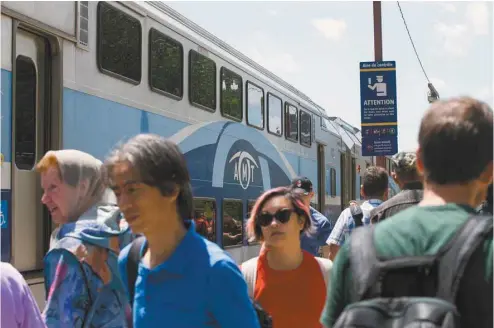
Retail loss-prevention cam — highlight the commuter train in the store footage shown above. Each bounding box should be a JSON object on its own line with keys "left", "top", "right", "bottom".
{"left": 0, "top": 1, "right": 399, "bottom": 307}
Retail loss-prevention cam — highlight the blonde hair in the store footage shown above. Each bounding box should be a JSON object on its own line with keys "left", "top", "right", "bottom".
{"left": 36, "top": 152, "right": 61, "bottom": 176}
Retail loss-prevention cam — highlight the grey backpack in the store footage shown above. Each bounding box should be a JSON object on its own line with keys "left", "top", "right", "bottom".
{"left": 333, "top": 215, "right": 493, "bottom": 328}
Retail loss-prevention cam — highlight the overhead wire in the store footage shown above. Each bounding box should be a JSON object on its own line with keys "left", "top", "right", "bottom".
{"left": 396, "top": 1, "right": 431, "bottom": 84}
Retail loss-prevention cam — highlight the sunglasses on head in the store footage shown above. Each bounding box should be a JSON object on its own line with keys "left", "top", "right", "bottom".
{"left": 257, "top": 208, "right": 294, "bottom": 227}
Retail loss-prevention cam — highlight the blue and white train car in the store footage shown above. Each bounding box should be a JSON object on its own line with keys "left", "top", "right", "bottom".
{"left": 1, "top": 1, "right": 383, "bottom": 306}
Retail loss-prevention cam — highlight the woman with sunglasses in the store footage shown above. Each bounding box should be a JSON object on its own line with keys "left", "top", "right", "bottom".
{"left": 241, "top": 186, "right": 332, "bottom": 328}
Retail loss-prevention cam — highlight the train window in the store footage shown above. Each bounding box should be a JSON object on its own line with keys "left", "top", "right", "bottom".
{"left": 189, "top": 50, "right": 216, "bottom": 111}
{"left": 325, "top": 166, "right": 331, "bottom": 197}
{"left": 300, "top": 110, "right": 312, "bottom": 147}
{"left": 285, "top": 103, "right": 298, "bottom": 142}
{"left": 330, "top": 168, "right": 337, "bottom": 197}
{"left": 149, "top": 28, "right": 183, "bottom": 98}
{"left": 220, "top": 67, "right": 242, "bottom": 121}
{"left": 97, "top": 2, "right": 142, "bottom": 83}
{"left": 246, "top": 81, "right": 264, "bottom": 129}
{"left": 193, "top": 198, "right": 216, "bottom": 243}
{"left": 15, "top": 56, "right": 37, "bottom": 170}
{"left": 267, "top": 93, "right": 282, "bottom": 136}
{"left": 223, "top": 199, "right": 243, "bottom": 248}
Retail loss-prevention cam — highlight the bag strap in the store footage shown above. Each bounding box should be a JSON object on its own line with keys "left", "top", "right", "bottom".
{"left": 315, "top": 257, "right": 333, "bottom": 287}
{"left": 241, "top": 256, "right": 259, "bottom": 299}
{"left": 437, "top": 215, "right": 493, "bottom": 303}
{"left": 126, "top": 236, "right": 145, "bottom": 306}
{"left": 349, "top": 225, "right": 380, "bottom": 302}
{"left": 350, "top": 204, "right": 364, "bottom": 227}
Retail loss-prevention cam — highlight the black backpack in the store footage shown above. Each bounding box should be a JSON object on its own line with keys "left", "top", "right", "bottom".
{"left": 126, "top": 237, "right": 272, "bottom": 328}
{"left": 333, "top": 215, "right": 493, "bottom": 328}
{"left": 350, "top": 204, "right": 364, "bottom": 227}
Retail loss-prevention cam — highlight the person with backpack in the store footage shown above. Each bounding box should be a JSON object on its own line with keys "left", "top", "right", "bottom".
{"left": 105, "top": 134, "right": 260, "bottom": 328}
{"left": 241, "top": 186, "right": 332, "bottom": 328}
{"left": 369, "top": 151, "right": 423, "bottom": 224}
{"left": 37, "top": 150, "right": 133, "bottom": 327}
{"left": 320, "top": 96, "right": 493, "bottom": 328}
{"left": 325, "top": 166, "right": 389, "bottom": 261}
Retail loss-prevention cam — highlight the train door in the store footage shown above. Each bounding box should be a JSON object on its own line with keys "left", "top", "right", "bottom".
{"left": 317, "top": 143, "right": 325, "bottom": 213}
{"left": 12, "top": 26, "right": 54, "bottom": 306}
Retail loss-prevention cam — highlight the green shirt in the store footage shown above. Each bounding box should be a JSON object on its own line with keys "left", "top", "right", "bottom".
{"left": 320, "top": 203, "right": 493, "bottom": 327}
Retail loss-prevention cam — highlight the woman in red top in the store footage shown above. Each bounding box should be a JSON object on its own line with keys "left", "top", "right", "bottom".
{"left": 241, "top": 186, "right": 332, "bottom": 328}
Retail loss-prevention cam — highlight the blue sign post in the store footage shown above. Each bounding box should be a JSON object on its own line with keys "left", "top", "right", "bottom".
{"left": 359, "top": 61, "right": 398, "bottom": 157}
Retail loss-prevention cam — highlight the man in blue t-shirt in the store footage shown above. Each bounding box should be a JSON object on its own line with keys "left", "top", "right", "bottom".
{"left": 291, "top": 177, "right": 332, "bottom": 257}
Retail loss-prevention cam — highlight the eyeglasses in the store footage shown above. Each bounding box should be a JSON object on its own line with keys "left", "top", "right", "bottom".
{"left": 257, "top": 208, "right": 294, "bottom": 227}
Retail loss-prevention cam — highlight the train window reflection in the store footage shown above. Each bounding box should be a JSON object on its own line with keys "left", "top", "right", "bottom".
{"left": 285, "top": 103, "right": 298, "bottom": 142}
{"left": 220, "top": 67, "right": 242, "bottom": 121}
{"left": 222, "top": 199, "right": 243, "bottom": 247}
{"left": 193, "top": 198, "right": 216, "bottom": 243}
{"left": 149, "top": 28, "right": 183, "bottom": 98}
{"left": 97, "top": 1, "right": 142, "bottom": 83}
{"left": 189, "top": 50, "right": 216, "bottom": 111}
{"left": 15, "top": 56, "right": 37, "bottom": 170}
{"left": 267, "top": 93, "right": 282, "bottom": 136}
{"left": 330, "top": 168, "right": 337, "bottom": 197}
{"left": 246, "top": 81, "right": 264, "bottom": 129}
{"left": 300, "top": 110, "right": 312, "bottom": 147}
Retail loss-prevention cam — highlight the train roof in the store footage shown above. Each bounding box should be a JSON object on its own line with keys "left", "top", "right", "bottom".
{"left": 132, "top": 2, "right": 365, "bottom": 147}
{"left": 139, "top": 1, "right": 329, "bottom": 117}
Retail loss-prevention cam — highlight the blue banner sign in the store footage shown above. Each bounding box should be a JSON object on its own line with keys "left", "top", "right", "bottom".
{"left": 360, "top": 61, "right": 398, "bottom": 157}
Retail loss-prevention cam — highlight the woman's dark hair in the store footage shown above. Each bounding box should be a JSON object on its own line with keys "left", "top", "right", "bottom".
{"left": 104, "top": 134, "right": 193, "bottom": 220}
{"left": 246, "top": 186, "right": 313, "bottom": 242}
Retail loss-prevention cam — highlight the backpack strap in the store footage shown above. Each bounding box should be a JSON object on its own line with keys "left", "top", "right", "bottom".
{"left": 240, "top": 256, "right": 259, "bottom": 299}
{"left": 437, "top": 215, "right": 493, "bottom": 303}
{"left": 126, "top": 236, "right": 145, "bottom": 306}
{"left": 315, "top": 257, "right": 333, "bottom": 287}
{"left": 350, "top": 205, "right": 364, "bottom": 227}
{"left": 349, "top": 225, "right": 380, "bottom": 302}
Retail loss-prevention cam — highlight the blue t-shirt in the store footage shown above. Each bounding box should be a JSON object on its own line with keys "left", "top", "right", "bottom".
{"left": 118, "top": 221, "right": 260, "bottom": 328}
{"left": 300, "top": 207, "right": 332, "bottom": 256}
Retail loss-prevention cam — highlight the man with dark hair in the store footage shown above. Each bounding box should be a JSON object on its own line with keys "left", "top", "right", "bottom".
{"left": 325, "top": 166, "right": 388, "bottom": 261}
{"left": 320, "top": 97, "right": 493, "bottom": 328}
{"left": 290, "top": 177, "right": 332, "bottom": 257}
{"left": 369, "top": 151, "right": 423, "bottom": 223}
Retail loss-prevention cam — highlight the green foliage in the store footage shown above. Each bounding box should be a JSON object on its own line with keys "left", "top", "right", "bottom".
{"left": 150, "top": 29, "right": 183, "bottom": 97}
{"left": 221, "top": 68, "right": 242, "bottom": 120}
{"left": 190, "top": 51, "right": 216, "bottom": 110}
{"left": 99, "top": 2, "right": 141, "bottom": 82}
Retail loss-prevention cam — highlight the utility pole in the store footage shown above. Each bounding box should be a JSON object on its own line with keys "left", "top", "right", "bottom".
{"left": 373, "top": 1, "right": 386, "bottom": 169}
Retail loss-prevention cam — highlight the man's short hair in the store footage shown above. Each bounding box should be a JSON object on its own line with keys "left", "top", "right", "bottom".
{"left": 362, "top": 166, "right": 389, "bottom": 198}
{"left": 391, "top": 152, "right": 419, "bottom": 182}
{"left": 418, "top": 97, "right": 493, "bottom": 185}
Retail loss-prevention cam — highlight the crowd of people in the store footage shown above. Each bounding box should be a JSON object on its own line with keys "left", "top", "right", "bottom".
{"left": 1, "top": 96, "right": 492, "bottom": 328}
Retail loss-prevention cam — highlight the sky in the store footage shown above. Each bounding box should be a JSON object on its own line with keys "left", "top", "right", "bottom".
{"left": 164, "top": 1, "right": 493, "bottom": 152}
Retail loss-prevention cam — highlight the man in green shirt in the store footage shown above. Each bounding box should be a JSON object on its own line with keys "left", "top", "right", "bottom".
{"left": 320, "top": 96, "right": 493, "bottom": 328}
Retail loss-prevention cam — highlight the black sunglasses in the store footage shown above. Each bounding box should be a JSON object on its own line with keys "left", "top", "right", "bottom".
{"left": 257, "top": 208, "right": 294, "bottom": 227}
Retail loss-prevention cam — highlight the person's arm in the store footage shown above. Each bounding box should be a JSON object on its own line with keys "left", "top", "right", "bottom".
{"left": 320, "top": 241, "right": 352, "bottom": 328}
{"left": 326, "top": 210, "right": 349, "bottom": 261}
{"left": 42, "top": 250, "right": 91, "bottom": 328}
{"left": 317, "top": 215, "right": 333, "bottom": 258}
{"left": 208, "top": 259, "right": 260, "bottom": 328}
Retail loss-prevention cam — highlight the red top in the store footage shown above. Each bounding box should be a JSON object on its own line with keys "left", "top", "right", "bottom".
{"left": 253, "top": 250, "right": 326, "bottom": 328}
